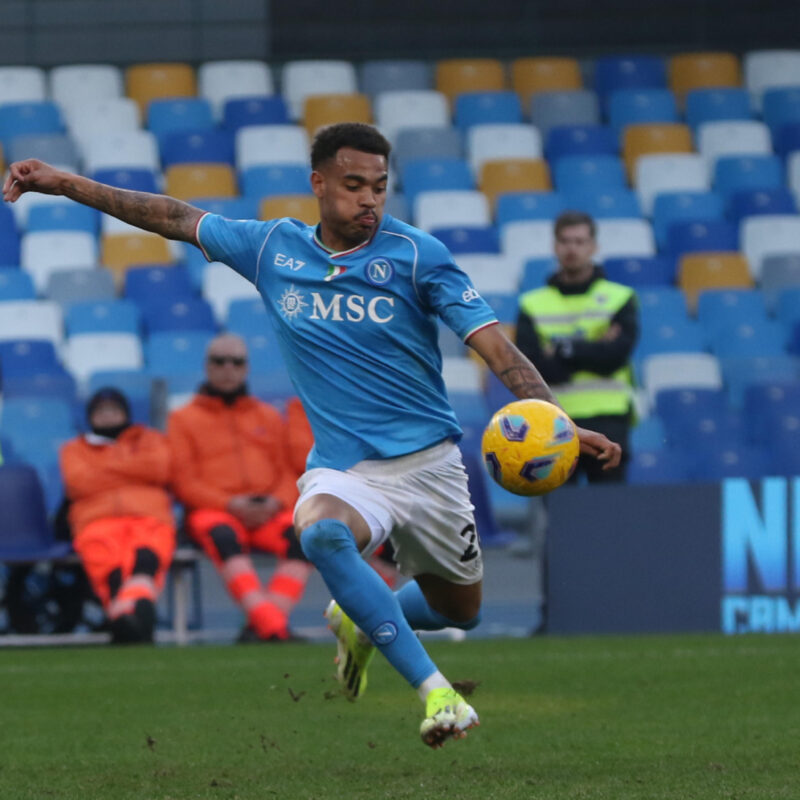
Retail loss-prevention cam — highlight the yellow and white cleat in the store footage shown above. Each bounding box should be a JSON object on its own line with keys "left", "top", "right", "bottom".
{"left": 419, "top": 687, "right": 480, "bottom": 749}
{"left": 324, "top": 600, "right": 375, "bottom": 701}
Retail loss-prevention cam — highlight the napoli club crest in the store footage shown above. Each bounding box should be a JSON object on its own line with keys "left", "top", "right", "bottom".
{"left": 365, "top": 257, "right": 395, "bottom": 286}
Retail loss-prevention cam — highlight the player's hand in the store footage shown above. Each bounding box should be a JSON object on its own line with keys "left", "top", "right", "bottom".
{"left": 575, "top": 426, "right": 622, "bottom": 470}
{"left": 3, "top": 159, "right": 65, "bottom": 203}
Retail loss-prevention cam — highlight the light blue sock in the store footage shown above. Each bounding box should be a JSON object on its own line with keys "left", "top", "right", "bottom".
{"left": 396, "top": 580, "right": 482, "bottom": 631}
{"left": 301, "top": 519, "right": 436, "bottom": 688}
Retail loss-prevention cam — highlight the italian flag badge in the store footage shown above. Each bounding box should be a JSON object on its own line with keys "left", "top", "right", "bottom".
{"left": 324, "top": 265, "right": 347, "bottom": 281}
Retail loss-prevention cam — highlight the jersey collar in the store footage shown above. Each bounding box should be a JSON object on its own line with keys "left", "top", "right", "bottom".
{"left": 312, "top": 215, "right": 389, "bottom": 259}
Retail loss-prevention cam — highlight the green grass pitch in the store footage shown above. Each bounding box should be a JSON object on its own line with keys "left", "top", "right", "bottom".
{"left": 1, "top": 634, "right": 798, "bottom": 799}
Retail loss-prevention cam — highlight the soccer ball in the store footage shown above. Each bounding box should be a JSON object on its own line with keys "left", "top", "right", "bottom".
{"left": 481, "top": 399, "right": 579, "bottom": 496}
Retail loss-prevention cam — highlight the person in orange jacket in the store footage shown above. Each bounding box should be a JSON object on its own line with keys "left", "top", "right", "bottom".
{"left": 59, "top": 388, "right": 175, "bottom": 644}
{"left": 167, "top": 334, "right": 313, "bottom": 642}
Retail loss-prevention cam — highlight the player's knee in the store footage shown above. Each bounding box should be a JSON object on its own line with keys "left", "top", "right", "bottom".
{"left": 209, "top": 525, "right": 243, "bottom": 560}
{"left": 283, "top": 526, "right": 308, "bottom": 562}
{"left": 449, "top": 609, "right": 482, "bottom": 631}
{"left": 300, "top": 519, "right": 355, "bottom": 563}
{"left": 132, "top": 547, "right": 159, "bottom": 577}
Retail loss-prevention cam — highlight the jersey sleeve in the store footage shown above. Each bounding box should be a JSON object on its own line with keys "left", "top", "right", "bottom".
{"left": 415, "top": 236, "right": 498, "bottom": 342}
{"left": 195, "top": 213, "right": 270, "bottom": 284}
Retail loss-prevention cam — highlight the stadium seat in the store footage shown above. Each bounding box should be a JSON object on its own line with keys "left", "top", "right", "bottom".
{"left": 740, "top": 215, "right": 800, "bottom": 280}
{"left": 65, "top": 299, "right": 141, "bottom": 337}
{"left": 511, "top": 57, "right": 582, "bottom": 111}
{"left": 790, "top": 152, "right": 800, "bottom": 195}
{"left": 766, "top": 411, "right": 800, "bottom": 476}
{"left": 603, "top": 255, "right": 675, "bottom": 288}
{"left": 697, "top": 121, "right": 772, "bottom": 167}
{"left": 124, "top": 264, "right": 193, "bottom": 307}
{"left": 164, "top": 164, "right": 237, "bottom": 201}
{"left": 190, "top": 196, "right": 257, "bottom": 221}
{"left": 7, "top": 133, "right": 79, "bottom": 172}
{"left": 685, "top": 88, "right": 752, "bottom": 131}
{"left": 690, "top": 443, "right": 771, "bottom": 481}
{"left": 0, "top": 205, "right": 20, "bottom": 265}
{"left": 64, "top": 96, "right": 140, "bottom": 158}
{"left": 622, "top": 123, "right": 692, "bottom": 179}
{"left": 774, "top": 123, "right": 800, "bottom": 160}
{"left": 140, "top": 297, "right": 216, "bottom": 335}
{"left": 414, "top": 190, "right": 491, "bottom": 232}
{"left": 0, "top": 101, "right": 64, "bottom": 151}
{"left": 636, "top": 317, "right": 707, "bottom": 361}
{"left": 652, "top": 191, "right": 725, "bottom": 249}
{"left": 627, "top": 449, "right": 692, "bottom": 484}
{"left": 594, "top": 55, "right": 667, "bottom": 106}
{"left": 393, "top": 127, "right": 462, "bottom": 173}
{"left": 744, "top": 49, "right": 800, "bottom": 110}
{"left": 242, "top": 331, "right": 288, "bottom": 376}
{"left": 0, "top": 268, "right": 35, "bottom": 302}
{"left": 495, "top": 191, "right": 565, "bottom": 227}
{"left": 762, "top": 256, "right": 800, "bottom": 312}
{"left": 722, "top": 356, "right": 800, "bottom": 408}
{"left": 679, "top": 254, "right": 753, "bottom": 310}
{"left": 235, "top": 124, "right": 309, "bottom": 170}
{"left": 20, "top": 230, "right": 98, "bottom": 294}
{"left": 303, "top": 93, "right": 372, "bottom": 136}
{"left": 201, "top": 263, "right": 260, "bottom": 323}
{"left": 635, "top": 154, "right": 710, "bottom": 216}
{"left": 64, "top": 332, "right": 144, "bottom": 384}
{"left": 666, "top": 220, "right": 738, "bottom": 258}
{"left": 0, "top": 339, "right": 62, "bottom": 377}
{"left": 637, "top": 286, "right": 690, "bottom": 320}
{"left": 147, "top": 98, "right": 214, "bottom": 144}
{"left": 630, "top": 415, "right": 668, "bottom": 453}
{"left": 435, "top": 59, "right": 505, "bottom": 105}
{"left": 146, "top": 331, "right": 213, "bottom": 377}
{"left": 596, "top": 219, "right": 656, "bottom": 261}
{"left": 743, "top": 380, "right": 800, "bottom": 443}
{"left": 452, "top": 254, "right": 519, "bottom": 293}
{"left": 222, "top": 96, "right": 290, "bottom": 133}
{"left": 26, "top": 202, "right": 99, "bottom": 235}
{"left": 544, "top": 124, "right": 618, "bottom": 164}
{"left": 467, "top": 123, "right": 542, "bottom": 177}
{"left": 561, "top": 188, "right": 641, "bottom": 219}
{"left": 500, "top": 221, "right": 555, "bottom": 265}
{"left": 198, "top": 60, "right": 274, "bottom": 118}
{"left": 91, "top": 167, "right": 158, "bottom": 194}
{"left": 695, "top": 288, "right": 766, "bottom": 337}
{"left": 260, "top": 195, "right": 319, "bottom": 225}
{"left": 373, "top": 90, "right": 450, "bottom": 143}
{"left": 530, "top": 90, "right": 600, "bottom": 138}
{"left": 400, "top": 158, "right": 474, "bottom": 207}
{"left": 50, "top": 64, "right": 123, "bottom": 109}
{"left": 713, "top": 155, "right": 783, "bottom": 201}
{"left": 0, "top": 300, "right": 62, "bottom": 346}
{"left": 431, "top": 226, "right": 499, "bottom": 254}
{"left": 708, "top": 318, "right": 786, "bottom": 358}
{"left": 0, "top": 66, "right": 46, "bottom": 105}
{"left": 655, "top": 386, "right": 728, "bottom": 425}
{"left": 728, "top": 188, "right": 797, "bottom": 225}
{"left": 225, "top": 297, "right": 270, "bottom": 338}
{"left": 479, "top": 159, "right": 551, "bottom": 207}
{"left": 607, "top": 89, "right": 679, "bottom": 138}
{"left": 441, "top": 356, "right": 484, "bottom": 395}
{"left": 761, "top": 87, "right": 800, "bottom": 138}
{"left": 669, "top": 52, "right": 741, "bottom": 98}
{"left": 101, "top": 233, "right": 173, "bottom": 281}
{"left": 86, "top": 369, "right": 157, "bottom": 426}
{"left": 125, "top": 62, "right": 196, "bottom": 114}
{"left": 282, "top": 60, "right": 358, "bottom": 120}
{"left": 454, "top": 91, "right": 522, "bottom": 132}
{"left": 1, "top": 370, "right": 76, "bottom": 403}
{"left": 553, "top": 154, "right": 626, "bottom": 192}
{"left": 359, "top": 60, "right": 433, "bottom": 99}
{"left": 240, "top": 165, "right": 311, "bottom": 200}
{"left": 641, "top": 351, "right": 723, "bottom": 405}
{"left": 82, "top": 130, "right": 159, "bottom": 174}
{"left": 46, "top": 268, "right": 116, "bottom": 309}
{"left": 160, "top": 129, "right": 235, "bottom": 168}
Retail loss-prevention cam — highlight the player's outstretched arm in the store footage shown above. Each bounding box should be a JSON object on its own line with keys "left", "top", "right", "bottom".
{"left": 2, "top": 159, "right": 203, "bottom": 243}
{"left": 468, "top": 324, "right": 622, "bottom": 469}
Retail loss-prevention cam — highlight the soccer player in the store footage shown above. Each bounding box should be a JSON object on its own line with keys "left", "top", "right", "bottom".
{"left": 3, "top": 123, "right": 620, "bottom": 748}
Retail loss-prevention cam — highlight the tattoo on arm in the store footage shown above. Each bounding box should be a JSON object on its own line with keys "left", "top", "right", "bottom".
{"left": 491, "top": 339, "right": 557, "bottom": 403}
{"left": 64, "top": 177, "right": 202, "bottom": 243}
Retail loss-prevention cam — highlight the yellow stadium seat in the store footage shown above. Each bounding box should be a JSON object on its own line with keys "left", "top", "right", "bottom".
{"left": 101, "top": 233, "right": 173, "bottom": 284}
{"left": 679, "top": 253, "right": 754, "bottom": 311}
{"left": 303, "top": 93, "right": 372, "bottom": 135}
{"left": 436, "top": 59, "right": 505, "bottom": 105}
{"left": 669, "top": 52, "right": 741, "bottom": 98}
{"left": 623, "top": 123, "right": 693, "bottom": 180}
{"left": 164, "top": 164, "right": 237, "bottom": 201}
{"left": 260, "top": 195, "right": 319, "bottom": 225}
{"left": 511, "top": 57, "right": 582, "bottom": 109}
{"left": 479, "top": 158, "right": 551, "bottom": 208}
{"left": 126, "top": 62, "right": 196, "bottom": 113}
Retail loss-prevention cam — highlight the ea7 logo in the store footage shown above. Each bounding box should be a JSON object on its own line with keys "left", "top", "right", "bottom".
{"left": 274, "top": 253, "right": 306, "bottom": 271}
{"left": 310, "top": 292, "right": 395, "bottom": 323}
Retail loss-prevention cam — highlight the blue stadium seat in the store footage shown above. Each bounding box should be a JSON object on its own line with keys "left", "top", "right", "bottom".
{"left": 495, "top": 191, "right": 565, "bottom": 227}
{"left": 193, "top": 196, "right": 259, "bottom": 220}
{"left": 240, "top": 165, "right": 311, "bottom": 199}
{"left": 141, "top": 297, "right": 217, "bottom": 335}
{"left": 225, "top": 297, "right": 270, "bottom": 337}
{"left": 0, "top": 101, "right": 63, "bottom": 150}
{"left": 519, "top": 257, "right": 557, "bottom": 292}
{"left": 26, "top": 203, "right": 100, "bottom": 235}
{"left": 0, "top": 464, "right": 71, "bottom": 562}
{"left": 775, "top": 287, "right": 800, "bottom": 338}
{"left": 652, "top": 192, "right": 725, "bottom": 249}
{"left": 635, "top": 318, "right": 707, "bottom": 361}
{"left": 603, "top": 255, "right": 676, "bottom": 288}
{"left": 431, "top": 226, "right": 498, "bottom": 254}
{"left": 400, "top": 158, "right": 473, "bottom": 207}
{"left": 86, "top": 369, "right": 155, "bottom": 427}
{"left": 773, "top": 122, "right": 800, "bottom": 159}
{"left": 722, "top": 357, "right": 800, "bottom": 409}
{"left": 594, "top": 55, "right": 667, "bottom": 106}
{"left": 762, "top": 87, "right": 800, "bottom": 137}
{"left": 788, "top": 322, "right": 800, "bottom": 357}
{"left": 553, "top": 155, "right": 626, "bottom": 192}
{"left": 690, "top": 443, "right": 772, "bottom": 481}
{"left": 765, "top": 410, "right": 800, "bottom": 476}
{"left": 0, "top": 267, "right": 35, "bottom": 301}
{"left": 147, "top": 98, "right": 215, "bottom": 142}
{"left": 0, "top": 397, "right": 75, "bottom": 441}
{"left": 637, "top": 286, "right": 690, "bottom": 319}
{"left": 222, "top": 95, "right": 290, "bottom": 132}
{"left": 0, "top": 371, "right": 76, "bottom": 403}
{"left": 743, "top": 381, "right": 800, "bottom": 444}
{"left": 65, "top": 299, "right": 141, "bottom": 337}
{"left": 393, "top": 127, "right": 463, "bottom": 175}
{"left": 562, "top": 188, "right": 641, "bottom": 219}
{"left": 248, "top": 367, "right": 296, "bottom": 406}
{"left": 666, "top": 219, "right": 738, "bottom": 257}
{"left": 627, "top": 448, "right": 692, "bottom": 485}
{"left": 685, "top": 88, "right": 752, "bottom": 131}
{"left": 728, "top": 188, "right": 797, "bottom": 224}
{"left": 607, "top": 88, "right": 678, "bottom": 138}
{"left": 630, "top": 416, "right": 667, "bottom": 452}
{"left": 662, "top": 407, "right": 746, "bottom": 454}
{"left": 124, "top": 265, "right": 194, "bottom": 307}
{"left": 160, "top": 129, "right": 235, "bottom": 168}
{"left": 92, "top": 168, "right": 159, "bottom": 194}
{"left": 146, "top": 331, "right": 213, "bottom": 377}
{"left": 655, "top": 387, "right": 728, "bottom": 425}
{"left": 454, "top": 91, "right": 522, "bottom": 132}
{"left": 713, "top": 155, "right": 783, "bottom": 200}
{"left": 544, "top": 124, "right": 618, "bottom": 163}
{"left": 530, "top": 90, "right": 600, "bottom": 136}
{"left": 708, "top": 319, "right": 787, "bottom": 359}
{"left": 481, "top": 291, "right": 518, "bottom": 324}
{"left": 0, "top": 340, "right": 62, "bottom": 377}
{"left": 385, "top": 193, "right": 410, "bottom": 223}
{"left": 697, "top": 289, "right": 767, "bottom": 338}
{"left": 0, "top": 205, "right": 20, "bottom": 266}
{"left": 243, "top": 331, "right": 287, "bottom": 375}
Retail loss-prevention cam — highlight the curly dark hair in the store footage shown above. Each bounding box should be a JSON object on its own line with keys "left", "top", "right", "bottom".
{"left": 310, "top": 122, "right": 391, "bottom": 170}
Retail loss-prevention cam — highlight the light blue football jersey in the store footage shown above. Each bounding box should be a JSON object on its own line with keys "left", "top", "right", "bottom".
{"left": 196, "top": 212, "right": 497, "bottom": 470}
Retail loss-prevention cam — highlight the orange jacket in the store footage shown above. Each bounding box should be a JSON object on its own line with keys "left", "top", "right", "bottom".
{"left": 167, "top": 392, "right": 303, "bottom": 512}
{"left": 60, "top": 426, "right": 174, "bottom": 535}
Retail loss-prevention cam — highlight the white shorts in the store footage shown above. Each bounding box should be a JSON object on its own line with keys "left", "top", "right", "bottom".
{"left": 295, "top": 440, "right": 483, "bottom": 585}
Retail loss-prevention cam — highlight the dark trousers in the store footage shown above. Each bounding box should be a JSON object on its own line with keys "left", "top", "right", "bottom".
{"left": 569, "top": 413, "right": 631, "bottom": 484}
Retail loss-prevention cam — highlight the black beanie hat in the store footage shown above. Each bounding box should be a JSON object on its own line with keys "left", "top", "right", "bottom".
{"left": 86, "top": 387, "right": 131, "bottom": 423}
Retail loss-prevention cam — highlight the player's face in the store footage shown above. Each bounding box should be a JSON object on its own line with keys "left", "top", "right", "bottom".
{"left": 312, "top": 147, "right": 388, "bottom": 251}
{"left": 554, "top": 223, "right": 597, "bottom": 275}
{"left": 206, "top": 343, "right": 249, "bottom": 394}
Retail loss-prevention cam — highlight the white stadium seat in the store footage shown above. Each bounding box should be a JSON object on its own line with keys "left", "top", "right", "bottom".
{"left": 744, "top": 49, "right": 800, "bottom": 110}
{"left": 198, "top": 60, "right": 274, "bottom": 118}
{"left": 788, "top": 152, "right": 800, "bottom": 196}
{"left": 374, "top": 90, "right": 450, "bottom": 143}
{"left": 0, "top": 66, "right": 46, "bottom": 104}
{"left": 235, "top": 124, "right": 310, "bottom": 171}
{"left": 500, "top": 219, "right": 555, "bottom": 265}
{"left": 596, "top": 219, "right": 656, "bottom": 262}
{"left": 66, "top": 98, "right": 141, "bottom": 160}
{"left": 414, "top": 190, "right": 491, "bottom": 232}
{"left": 202, "top": 262, "right": 260, "bottom": 323}
{"left": 635, "top": 153, "right": 710, "bottom": 215}
{"left": 20, "top": 231, "right": 98, "bottom": 293}
{"left": 454, "top": 254, "right": 520, "bottom": 294}
{"left": 50, "top": 64, "right": 124, "bottom": 112}
{"left": 642, "top": 352, "right": 723, "bottom": 405}
{"left": 81, "top": 129, "right": 159, "bottom": 174}
{"left": 0, "top": 300, "right": 63, "bottom": 346}
{"left": 697, "top": 120, "right": 772, "bottom": 166}
{"left": 441, "top": 356, "right": 483, "bottom": 394}
{"left": 740, "top": 215, "right": 800, "bottom": 280}
{"left": 281, "top": 60, "right": 358, "bottom": 120}
{"left": 63, "top": 332, "right": 144, "bottom": 384}
{"left": 467, "top": 123, "right": 543, "bottom": 177}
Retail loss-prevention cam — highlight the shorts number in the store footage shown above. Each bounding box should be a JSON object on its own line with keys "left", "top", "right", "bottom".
{"left": 459, "top": 523, "right": 480, "bottom": 563}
